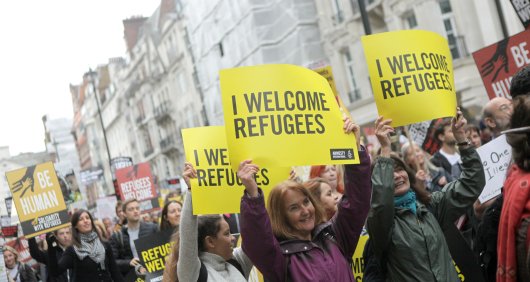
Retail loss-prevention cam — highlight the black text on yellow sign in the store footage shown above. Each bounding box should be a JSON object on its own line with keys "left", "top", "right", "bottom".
{"left": 140, "top": 241, "right": 175, "bottom": 273}
{"left": 230, "top": 90, "right": 331, "bottom": 138}
{"left": 376, "top": 52, "right": 453, "bottom": 99}
{"left": 193, "top": 148, "right": 270, "bottom": 187}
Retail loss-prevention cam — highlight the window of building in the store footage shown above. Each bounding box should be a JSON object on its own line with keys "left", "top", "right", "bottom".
{"left": 342, "top": 49, "right": 361, "bottom": 103}
{"left": 332, "top": 0, "right": 344, "bottom": 25}
{"left": 439, "top": 0, "right": 461, "bottom": 59}
{"left": 218, "top": 42, "right": 224, "bottom": 57}
{"left": 404, "top": 11, "right": 418, "bottom": 29}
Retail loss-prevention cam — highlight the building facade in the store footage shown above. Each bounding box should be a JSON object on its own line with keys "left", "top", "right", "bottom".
{"left": 314, "top": 0, "right": 525, "bottom": 126}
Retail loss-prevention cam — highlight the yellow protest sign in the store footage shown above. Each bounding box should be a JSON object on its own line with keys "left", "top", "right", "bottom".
{"left": 312, "top": 65, "right": 352, "bottom": 119}
{"left": 182, "top": 126, "right": 290, "bottom": 214}
{"left": 6, "top": 162, "right": 70, "bottom": 238}
{"left": 362, "top": 30, "right": 456, "bottom": 126}
{"left": 352, "top": 235, "right": 369, "bottom": 280}
{"left": 220, "top": 64, "right": 359, "bottom": 170}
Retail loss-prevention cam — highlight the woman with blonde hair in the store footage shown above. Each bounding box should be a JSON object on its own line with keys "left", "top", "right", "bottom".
{"left": 3, "top": 245, "right": 37, "bottom": 282}
{"left": 238, "top": 118, "right": 371, "bottom": 281}
{"left": 401, "top": 141, "right": 452, "bottom": 192}
{"left": 303, "top": 177, "right": 339, "bottom": 220}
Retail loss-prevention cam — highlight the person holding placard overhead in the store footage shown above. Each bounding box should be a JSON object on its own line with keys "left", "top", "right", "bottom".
{"left": 238, "top": 117, "right": 371, "bottom": 281}
{"left": 367, "top": 108, "right": 485, "bottom": 281}
{"left": 177, "top": 163, "right": 254, "bottom": 282}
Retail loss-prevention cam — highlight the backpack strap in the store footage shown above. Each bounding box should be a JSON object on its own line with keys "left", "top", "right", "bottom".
{"left": 227, "top": 258, "right": 244, "bottom": 277}
{"left": 197, "top": 261, "right": 208, "bottom": 282}
{"left": 197, "top": 259, "right": 245, "bottom": 282}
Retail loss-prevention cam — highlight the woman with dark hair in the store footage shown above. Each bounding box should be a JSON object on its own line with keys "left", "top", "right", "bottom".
{"left": 238, "top": 118, "right": 371, "bottom": 281}
{"left": 497, "top": 94, "right": 530, "bottom": 282}
{"left": 368, "top": 110, "right": 485, "bottom": 281}
{"left": 47, "top": 209, "right": 123, "bottom": 282}
{"left": 177, "top": 163, "right": 253, "bottom": 281}
{"left": 160, "top": 200, "right": 182, "bottom": 231}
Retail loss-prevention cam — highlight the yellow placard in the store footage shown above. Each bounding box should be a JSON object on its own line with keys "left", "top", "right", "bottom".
{"left": 182, "top": 126, "right": 290, "bottom": 214}
{"left": 362, "top": 30, "right": 456, "bottom": 126}
{"left": 220, "top": 64, "right": 359, "bottom": 170}
{"left": 352, "top": 235, "right": 369, "bottom": 280}
{"left": 6, "top": 162, "right": 70, "bottom": 238}
{"left": 312, "top": 66, "right": 352, "bottom": 119}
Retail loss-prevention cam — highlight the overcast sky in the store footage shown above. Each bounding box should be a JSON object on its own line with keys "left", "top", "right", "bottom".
{"left": 0, "top": 0, "right": 160, "bottom": 155}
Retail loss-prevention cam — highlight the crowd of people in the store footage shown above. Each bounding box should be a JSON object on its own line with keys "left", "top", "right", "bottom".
{"left": 3, "top": 65, "right": 530, "bottom": 281}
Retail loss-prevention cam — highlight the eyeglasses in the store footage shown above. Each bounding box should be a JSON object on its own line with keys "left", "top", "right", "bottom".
{"left": 498, "top": 104, "right": 512, "bottom": 112}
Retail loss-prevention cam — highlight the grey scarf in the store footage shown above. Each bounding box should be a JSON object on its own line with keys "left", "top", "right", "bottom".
{"left": 74, "top": 231, "right": 106, "bottom": 269}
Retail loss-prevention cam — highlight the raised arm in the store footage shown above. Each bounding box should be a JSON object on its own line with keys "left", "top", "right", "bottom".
{"left": 429, "top": 108, "right": 486, "bottom": 228}
{"left": 46, "top": 239, "right": 74, "bottom": 277}
{"left": 366, "top": 117, "right": 396, "bottom": 259}
{"left": 239, "top": 160, "right": 287, "bottom": 281}
{"left": 28, "top": 237, "right": 48, "bottom": 265}
{"left": 176, "top": 162, "right": 201, "bottom": 282}
{"left": 331, "top": 116, "right": 372, "bottom": 258}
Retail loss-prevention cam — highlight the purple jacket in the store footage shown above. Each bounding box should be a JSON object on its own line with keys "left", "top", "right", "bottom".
{"left": 240, "top": 149, "right": 371, "bottom": 281}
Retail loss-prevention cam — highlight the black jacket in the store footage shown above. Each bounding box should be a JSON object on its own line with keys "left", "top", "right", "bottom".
{"left": 9, "top": 263, "right": 37, "bottom": 282}
{"left": 47, "top": 240, "right": 123, "bottom": 282}
{"left": 109, "top": 222, "right": 158, "bottom": 276}
{"left": 28, "top": 237, "right": 72, "bottom": 282}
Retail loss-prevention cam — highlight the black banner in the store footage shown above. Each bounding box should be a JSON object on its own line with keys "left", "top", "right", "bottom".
{"left": 134, "top": 229, "right": 174, "bottom": 282}
{"left": 510, "top": 0, "right": 530, "bottom": 28}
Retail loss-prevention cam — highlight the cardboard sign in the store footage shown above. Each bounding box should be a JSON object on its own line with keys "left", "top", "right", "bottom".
{"left": 6, "top": 162, "right": 70, "bottom": 238}
{"left": 5, "top": 197, "right": 13, "bottom": 218}
{"left": 351, "top": 235, "right": 369, "bottom": 281}
{"left": 311, "top": 65, "right": 352, "bottom": 119}
{"left": 408, "top": 118, "right": 444, "bottom": 155}
{"left": 1, "top": 216, "right": 10, "bottom": 227}
{"left": 134, "top": 229, "right": 174, "bottom": 282}
{"left": 477, "top": 135, "right": 512, "bottom": 203}
{"left": 95, "top": 196, "right": 118, "bottom": 220}
{"left": 220, "top": 64, "right": 359, "bottom": 169}
{"left": 1, "top": 226, "right": 18, "bottom": 238}
{"left": 116, "top": 163, "right": 157, "bottom": 202}
{"left": 79, "top": 166, "right": 104, "bottom": 186}
{"left": 111, "top": 157, "right": 133, "bottom": 174}
{"left": 472, "top": 29, "right": 530, "bottom": 99}
{"left": 510, "top": 0, "right": 530, "bottom": 28}
{"left": 362, "top": 30, "right": 456, "bottom": 126}
{"left": 182, "top": 126, "right": 290, "bottom": 214}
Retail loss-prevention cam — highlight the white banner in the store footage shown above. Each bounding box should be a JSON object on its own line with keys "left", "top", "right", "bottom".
{"left": 477, "top": 135, "right": 512, "bottom": 203}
